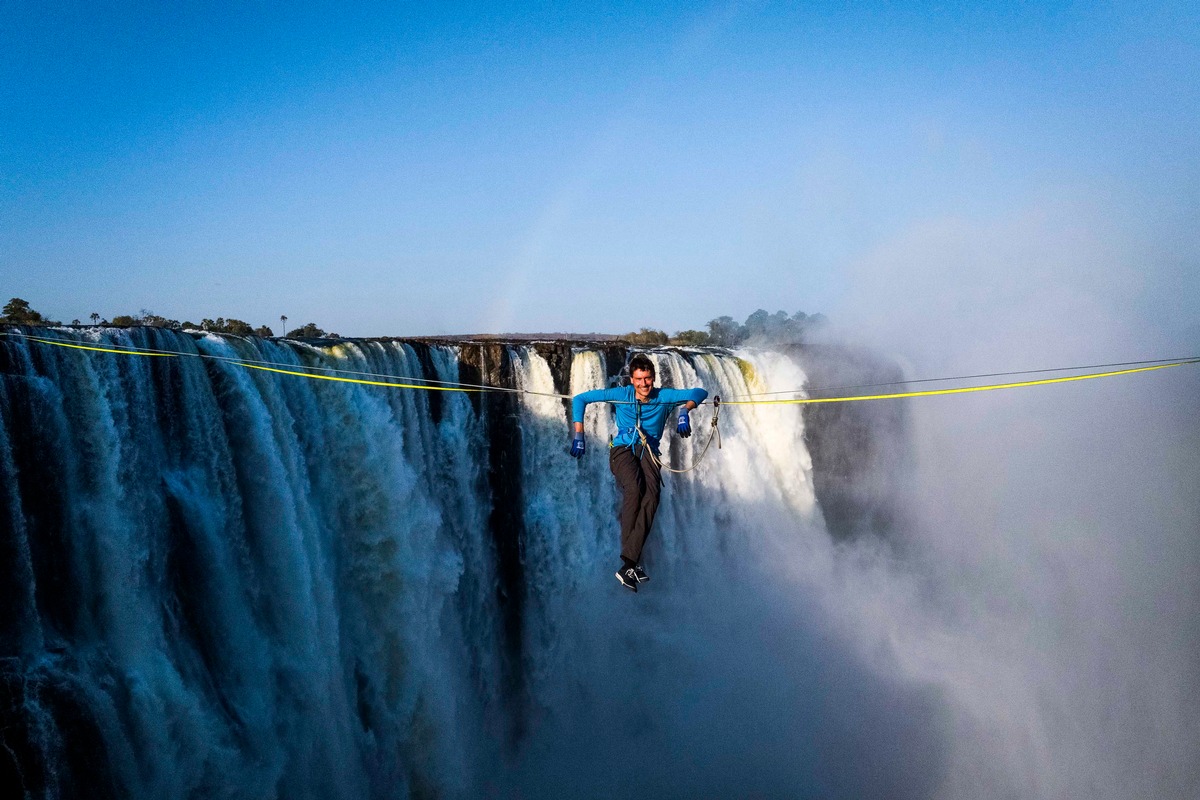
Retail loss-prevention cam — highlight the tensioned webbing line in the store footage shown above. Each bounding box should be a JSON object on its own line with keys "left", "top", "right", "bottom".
{"left": 720, "top": 359, "right": 1200, "bottom": 406}
{"left": 1, "top": 331, "right": 565, "bottom": 396}
{"left": 4, "top": 331, "right": 1196, "bottom": 406}
{"left": 7, "top": 329, "right": 1198, "bottom": 474}
{"left": 727, "top": 356, "right": 1200, "bottom": 398}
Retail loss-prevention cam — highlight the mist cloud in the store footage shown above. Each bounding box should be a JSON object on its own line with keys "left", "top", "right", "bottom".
{"left": 815, "top": 195, "right": 1200, "bottom": 797}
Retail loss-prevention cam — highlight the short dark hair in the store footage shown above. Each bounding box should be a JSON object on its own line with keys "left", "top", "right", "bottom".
{"left": 628, "top": 354, "right": 655, "bottom": 379}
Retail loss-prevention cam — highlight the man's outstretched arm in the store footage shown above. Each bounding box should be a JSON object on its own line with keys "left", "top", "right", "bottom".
{"left": 569, "top": 387, "right": 620, "bottom": 457}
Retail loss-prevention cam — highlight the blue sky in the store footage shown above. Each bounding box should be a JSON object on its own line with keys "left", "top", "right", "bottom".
{"left": 3, "top": 1, "right": 1197, "bottom": 340}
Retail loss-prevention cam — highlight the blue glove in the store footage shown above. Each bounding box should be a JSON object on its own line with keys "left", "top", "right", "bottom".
{"left": 677, "top": 408, "right": 692, "bottom": 438}
{"left": 570, "top": 431, "right": 586, "bottom": 458}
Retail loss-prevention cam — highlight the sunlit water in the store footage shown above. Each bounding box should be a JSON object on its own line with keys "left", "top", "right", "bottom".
{"left": 1, "top": 328, "right": 1195, "bottom": 799}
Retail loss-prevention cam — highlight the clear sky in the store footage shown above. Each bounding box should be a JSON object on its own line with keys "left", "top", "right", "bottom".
{"left": 3, "top": 1, "right": 1197, "bottom": 340}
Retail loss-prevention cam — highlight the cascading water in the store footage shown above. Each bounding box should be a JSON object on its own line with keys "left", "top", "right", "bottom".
{"left": 4, "top": 327, "right": 928, "bottom": 799}
{"left": 6, "top": 326, "right": 1194, "bottom": 799}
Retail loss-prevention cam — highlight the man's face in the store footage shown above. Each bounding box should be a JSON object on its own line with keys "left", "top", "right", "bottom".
{"left": 631, "top": 368, "right": 654, "bottom": 401}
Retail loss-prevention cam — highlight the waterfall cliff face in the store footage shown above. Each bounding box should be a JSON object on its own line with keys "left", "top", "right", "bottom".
{"left": 0, "top": 328, "right": 937, "bottom": 800}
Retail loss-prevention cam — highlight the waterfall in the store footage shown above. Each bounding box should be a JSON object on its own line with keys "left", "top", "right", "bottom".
{"left": 9, "top": 326, "right": 1193, "bottom": 799}
{"left": 6, "top": 328, "right": 914, "bottom": 799}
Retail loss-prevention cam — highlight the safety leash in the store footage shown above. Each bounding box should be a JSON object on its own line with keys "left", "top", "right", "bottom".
{"left": 636, "top": 396, "right": 721, "bottom": 475}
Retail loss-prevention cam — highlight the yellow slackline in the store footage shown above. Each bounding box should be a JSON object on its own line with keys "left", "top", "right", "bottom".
{"left": 4, "top": 330, "right": 1196, "bottom": 406}
{"left": 7, "top": 328, "right": 1197, "bottom": 480}
{"left": 236, "top": 362, "right": 485, "bottom": 392}
{"left": 721, "top": 361, "right": 1197, "bottom": 406}
{"left": 5, "top": 331, "right": 504, "bottom": 394}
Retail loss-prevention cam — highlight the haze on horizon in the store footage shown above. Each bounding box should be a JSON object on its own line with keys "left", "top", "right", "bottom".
{"left": 2, "top": 1, "right": 1197, "bottom": 357}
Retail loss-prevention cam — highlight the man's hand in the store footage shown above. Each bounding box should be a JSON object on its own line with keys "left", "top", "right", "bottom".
{"left": 677, "top": 408, "right": 692, "bottom": 438}
{"left": 570, "top": 431, "right": 586, "bottom": 457}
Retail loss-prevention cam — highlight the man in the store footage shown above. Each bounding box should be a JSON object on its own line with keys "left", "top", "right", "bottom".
{"left": 569, "top": 354, "right": 708, "bottom": 592}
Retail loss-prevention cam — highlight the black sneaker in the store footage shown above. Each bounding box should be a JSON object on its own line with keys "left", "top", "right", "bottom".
{"left": 615, "top": 566, "right": 638, "bottom": 592}
{"left": 632, "top": 565, "right": 649, "bottom": 583}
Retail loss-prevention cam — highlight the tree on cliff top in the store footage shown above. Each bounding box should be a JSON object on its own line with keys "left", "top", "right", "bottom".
{"left": 286, "top": 322, "right": 327, "bottom": 338}
{"left": 623, "top": 309, "right": 826, "bottom": 349}
{"left": 201, "top": 318, "right": 255, "bottom": 335}
{"left": 622, "top": 327, "right": 669, "bottom": 346}
{"left": 671, "top": 329, "right": 711, "bottom": 346}
{"left": 706, "top": 309, "right": 826, "bottom": 347}
{"left": 2, "top": 298, "right": 53, "bottom": 325}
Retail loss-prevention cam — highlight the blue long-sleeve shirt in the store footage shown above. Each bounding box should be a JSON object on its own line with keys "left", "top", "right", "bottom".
{"left": 572, "top": 385, "right": 708, "bottom": 454}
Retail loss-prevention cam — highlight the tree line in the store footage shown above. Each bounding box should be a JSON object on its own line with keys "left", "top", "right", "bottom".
{"left": 0, "top": 299, "right": 333, "bottom": 338}
{"left": 3, "top": 297, "right": 825, "bottom": 345}
{"left": 622, "top": 308, "right": 826, "bottom": 347}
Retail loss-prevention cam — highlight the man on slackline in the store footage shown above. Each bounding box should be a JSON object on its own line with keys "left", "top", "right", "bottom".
{"left": 569, "top": 353, "right": 708, "bottom": 592}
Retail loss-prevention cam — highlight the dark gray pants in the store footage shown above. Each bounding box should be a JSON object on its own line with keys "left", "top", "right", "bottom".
{"left": 609, "top": 445, "right": 662, "bottom": 565}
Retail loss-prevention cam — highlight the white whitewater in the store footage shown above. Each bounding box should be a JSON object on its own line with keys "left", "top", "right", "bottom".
{"left": 1, "top": 328, "right": 1196, "bottom": 799}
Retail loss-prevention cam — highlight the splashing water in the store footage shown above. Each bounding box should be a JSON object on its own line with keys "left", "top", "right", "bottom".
{"left": 2, "top": 327, "right": 1196, "bottom": 799}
